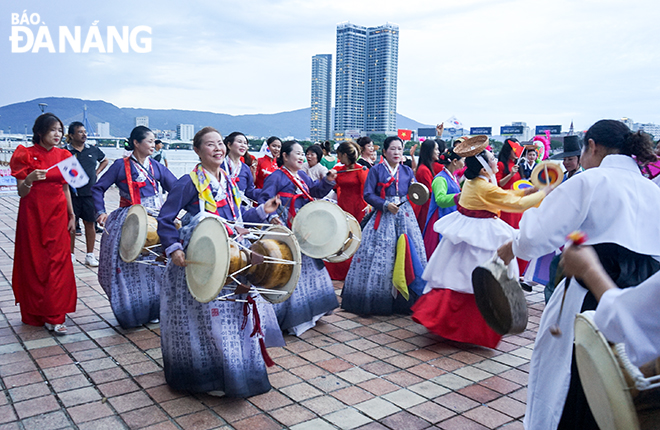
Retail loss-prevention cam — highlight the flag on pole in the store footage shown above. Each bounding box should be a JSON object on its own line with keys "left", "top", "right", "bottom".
{"left": 52, "top": 156, "right": 90, "bottom": 188}
{"left": 397, "top": 129, "right": 413, "bottom": 140}
{"left": 444, "top": 116, "right": 463, "bottom": 129}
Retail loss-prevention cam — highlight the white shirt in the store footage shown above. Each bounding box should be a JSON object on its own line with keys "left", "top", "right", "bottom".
{"left": 514, "top": 154, "right": 660, "bottom": 430}
{"left": 595, "top": 272, "right": 660, "bottom": 367}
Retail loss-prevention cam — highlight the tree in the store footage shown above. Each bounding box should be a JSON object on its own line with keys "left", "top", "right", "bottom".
{"left": 550, "top": 138, "right": 563, "bottom": 150}
{"left": 489, "top": 139, "right": 504, "bottom": 155}
{"left": 248, "top": 139, "right": 264, "bottom": 152}
{"left": 369, "top": 133, "right": 387, "bottom": 145}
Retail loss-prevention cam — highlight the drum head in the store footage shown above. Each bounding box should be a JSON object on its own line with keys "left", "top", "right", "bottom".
{"left": 530, "top": 161, "right": 564, "bottom": 189}
{"left": 575, "top": 312, "right": 639, "bottom": 430}
{"left": 408, "top": 183, "right": 430, "bottom": 206}
{"left": 472, "top": 259, "right": 528, "bottom": 335}
{"left": 185, "top": 217, "right": 231, "bottom": 303}
{"left": 292, "top": 200, "right": 349, "bottom": 259}
{"left": 120, "top": 205, "right": 148, "bottom": 263}
{"left": 325, "top": 213, "right": 362, "bottom": 263}
{"left": 258, "top": 225, "right": 301, "bottom": 304}
{"left": 513, "top": 179, "right": 534, "bottom": 191}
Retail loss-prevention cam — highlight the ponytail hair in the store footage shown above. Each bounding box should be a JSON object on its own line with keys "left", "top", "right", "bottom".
{"left": 337, "top": 141, "right": 360, "bottom": 165}
{"left": 278, "top": 140, "right": 299, "bottom": 167}
{"left": 584, "top": 119, "right": 657, "bottom": 164}
{"left": 126, "top": 126, "right": 152, "bottom": 150}
{"left": 437, "top": 148, "right": 461, "bottom": 166}
{"left": 321, "top": 140, "right": 332, "bottom": 155}
{"left": 464, "top": 151, "right": 488, "bottom": 180}
{"left": 356, "top": 136, "right": 373, "bottom": 153}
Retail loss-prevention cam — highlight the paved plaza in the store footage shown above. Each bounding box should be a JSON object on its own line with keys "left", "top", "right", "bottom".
{"left": 0, "top": 190, "right": 544, "bottom": 429}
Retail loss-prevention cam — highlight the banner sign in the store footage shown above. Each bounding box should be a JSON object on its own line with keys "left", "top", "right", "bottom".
{"left": 470, "top": 127, "right": 492, "bottom": 135}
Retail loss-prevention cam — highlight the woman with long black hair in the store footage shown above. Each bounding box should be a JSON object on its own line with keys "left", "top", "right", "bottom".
{"left": 341, "top": 136, "right": 427, "bottom": 316}
{"left": 412, "top": 138, "right": 443, "bottom": 229}
{"left": 93, "top": 126, "right": 177, "bottom": 329}
{"left": 258, "top": 140, "right": 339, "bottom": 336}
{"left": 421, "top": 148, "right": 464, "bottom": 258}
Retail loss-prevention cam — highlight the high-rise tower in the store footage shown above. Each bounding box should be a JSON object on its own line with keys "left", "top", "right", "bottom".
{"left": 334, "top": 23, "right": 367, "bottom": 133}
{"left": 364, "top": 23, "right": 399, "bottom": 135}
{"left": 334, "top": 22, "right": 399, "bottom": 136}
{"left": 311, "top": 54, "right": 333, "bottom": 142}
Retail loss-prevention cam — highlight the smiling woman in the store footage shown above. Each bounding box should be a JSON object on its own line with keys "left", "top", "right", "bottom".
{"left": 156, "top": 126, "right": 284, "bottom": 398}
{"left": 223, "top": 131, "right": 259, "bottom": 202}
{"left": 92, "top": 126, "right": 178, "bottom": 329}
{"left": 10, "top": 113, "right": 77, "bottom": 336}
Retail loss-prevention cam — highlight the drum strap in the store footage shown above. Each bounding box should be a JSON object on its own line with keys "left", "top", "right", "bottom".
{"left": 277, "top": 192, "right": 304, "bottom": 228}
{"left": 279, "top": 168, "right": 314, "bottom": 200}
{"left": 278, "top": 168, "right": 315, "bottom": 227}
{"left": 121, "top": 158, "right": 145, "bottom": 207}
{"left": 374, "top": 175, "right": 397, "bottom": 230}
{"left": 242, "top": 296, "right": 275, "bottom": 367}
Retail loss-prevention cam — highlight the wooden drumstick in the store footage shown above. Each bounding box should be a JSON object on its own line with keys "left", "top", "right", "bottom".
{"left": 184, "top": 260, "right": 212, "bottom": 265}
{"left": 336, "top": 167, "right": 367, "bottom": 174}
{"left": 543, "top": 164, "right": 550, "bottom": 188}
{"left": 549, "top": 231, "right": 588, "bottom": 337}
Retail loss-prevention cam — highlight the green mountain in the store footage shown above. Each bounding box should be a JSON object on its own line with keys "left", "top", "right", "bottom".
{"left": 0, "top": 97, "right": 432, "bottom": 140}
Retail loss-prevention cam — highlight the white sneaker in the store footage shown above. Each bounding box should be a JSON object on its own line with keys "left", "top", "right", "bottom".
{"left": 71, "top": 253, "right": 76, "bottom": 264}
{"left": 85, "top": 253, "right": 99, "bottom": 267}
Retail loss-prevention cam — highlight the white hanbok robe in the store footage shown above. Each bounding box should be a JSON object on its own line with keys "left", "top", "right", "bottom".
{"left": 595, "top": 271, "right": 660, "bottom": 367}
{"left": 511, "top": 154, "right": 660, "bottom": 430}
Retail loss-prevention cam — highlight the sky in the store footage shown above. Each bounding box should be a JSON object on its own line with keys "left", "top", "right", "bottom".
{"left": 1, "top": 0, "right": 659, "bottom": 132}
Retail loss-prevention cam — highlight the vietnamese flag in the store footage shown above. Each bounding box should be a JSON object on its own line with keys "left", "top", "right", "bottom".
{"left": 397, "top": 129, "right": 412, "bottom": 140}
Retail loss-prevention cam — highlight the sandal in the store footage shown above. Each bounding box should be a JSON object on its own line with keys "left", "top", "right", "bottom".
{"left": 44, "top": 323, "right": 67, "bottom": 336}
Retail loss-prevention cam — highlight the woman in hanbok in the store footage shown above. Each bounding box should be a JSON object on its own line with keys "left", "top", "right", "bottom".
{"left": 518, "top": 146, "right": 538, "bottom": 180}
{"left": 258, "top": 141, "right": 339, "bottom": 336}
{"left": 10, "top": 113, "right": 76, "bottom": 335}
{"left": 255, "top": 136, "right": 281, "bottom": 188}
{"left": 421, "top": 148, "right": 464, "bottom": 259}
{"left": 325, "top": 141, "right": 369, "bottom": 280}
{"left": 157, "top": 127, "right": 283, "bottom": 397}
{"left": 222, "top": 131, "right": 259, "bottom": 202}
{"left": 93, "top": 126, "right": 177, "bottom": 329}
{"left": 497, "top": 120, "right": 660, "bottom": 430}
{"left": 342, "top": 136, "right": 427, "bottom": 316}
{"left": 411, "top": 139, "right": 546, "bottom": 349}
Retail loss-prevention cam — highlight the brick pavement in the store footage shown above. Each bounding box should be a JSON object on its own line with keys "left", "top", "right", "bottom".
{"left": 0, "top": 189, "right": 544, "bottom": 429}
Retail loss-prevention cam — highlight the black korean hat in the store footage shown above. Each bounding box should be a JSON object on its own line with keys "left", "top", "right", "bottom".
{"left": 550, "top": 136, "right": 582, "bottom": 159}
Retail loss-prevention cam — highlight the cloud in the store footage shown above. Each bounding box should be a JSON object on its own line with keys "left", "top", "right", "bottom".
{"left": 2, "top": 0, "right": 660, "bottom": 132}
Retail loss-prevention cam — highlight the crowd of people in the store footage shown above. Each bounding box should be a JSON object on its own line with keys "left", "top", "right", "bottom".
{"left": 9, "top": 113, "right": 660, "bottom": 426}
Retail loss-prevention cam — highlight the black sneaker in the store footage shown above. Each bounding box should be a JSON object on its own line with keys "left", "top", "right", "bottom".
{"left": 520, "top": 281, "right": 533, "bottom": 292}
